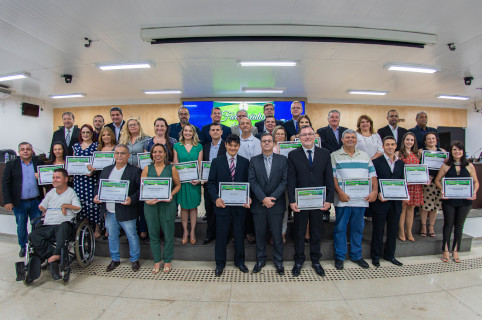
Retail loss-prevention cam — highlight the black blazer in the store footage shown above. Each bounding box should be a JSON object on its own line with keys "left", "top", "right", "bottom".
{"left": 282, "top": 119, "right": 298, "bottom": 141}
{"left": 2, "top": 157, "right": 44, "bottom": 207}
{"left": 105, "top": 121, "right": 125, "bottom": 142}
{"left": 377, "top": 125, "right": 408, "bottom": 150}
{"left": 94, "top": 163, "right": 141, "bottom": 222}
{"left": 248, "top": 153, "right": 287, "bottom": 214}
{"left": 200, "top": 123, "right": 230, "bottom": 146}
{"left": 254, "top": 119, "right": 284, "bottom": 133}
{"left": 202, "top": 140, "right": 227, "bottom": 162}
{"left": 287, "top": 147, "right": 335, "bottom": 204}
{"left": 51, "top": 126, "right": 80, "bottom": 156}
{"left": 316, "top": 125, "right": 347, "bottom": 154}
{"left": 370, "top": 156, "right": 405, "bottom": 214}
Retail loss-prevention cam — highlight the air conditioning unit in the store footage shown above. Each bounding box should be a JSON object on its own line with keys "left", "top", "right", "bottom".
{"left": 0, "top": 85, "right": 14, "bottom": 99}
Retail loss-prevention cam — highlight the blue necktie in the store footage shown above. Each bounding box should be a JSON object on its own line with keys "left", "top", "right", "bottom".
{"left": 307, "top": 150, "right": 313, "bottom": 166}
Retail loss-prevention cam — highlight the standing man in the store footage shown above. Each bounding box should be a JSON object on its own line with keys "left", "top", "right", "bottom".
{"left": 2, "top": 142, "right": 44, "bottom": 257}
{"left": 200, "top": 107, "right": 230, "bottom": 146}
{"left": 207, "top": 134, "right": 250, "bottom": 276}
{"left": 254, "top": 103, "right": 284, "bottom": 133}
{"left": 169, "top": 107, "right": 201, "bottom": 141}
{"left": 93, "top": 144, "right": 142, "bottom": 272}
{"left": 370, "top": 136, "right": 405, "bottom": 267}
{"left": 255, "top": 116, "right": 277, "bottom": 138}
{"left": 230, "top": 110, "right": 258, "bottom": 136}
{"left": 331, "top": 129, "right": 378, "bottom": 270}
{"left": 92, "top": 114, "right": 105, "bottom": 142}
{"left": 50, "top": 111, "right": 80, "bottom": 156}
{"left": 287, "top": 126, "right": 335, "bottom": 277}
{"left": 202, "top": 123, "right": 227, "bottom": 245}
{"left": 377, "top": 110, "right": 408, "bottom": 150}
{"left": 409, "top": 111, "right": 438, "bottom": 149}
{"left": 282, "top": 101, "right": 304, "bottom": 140}
{"left": 105, "top": 107, "right": 125, "bottom": 143}
{"left": 317, "top": 110, "right": 347, "bottom": 154}
{"left": 249, "top": 133, "right": 288, "bottom": 275}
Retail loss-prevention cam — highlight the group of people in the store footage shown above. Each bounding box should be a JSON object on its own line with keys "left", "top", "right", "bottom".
{"left": 2, "top": 101, "right": 479, "bottom": 278}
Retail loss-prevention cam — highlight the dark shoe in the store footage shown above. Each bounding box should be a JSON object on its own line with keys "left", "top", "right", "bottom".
{"left": 312, "top": 263, "right": 326, "bottom": 277}
{"left": 215, "top": 267, "right": 224, "bottom": 277}
{"left": 106, "top": 260, "right": 120, "bottom": 272}
{"left": 252, "top": 262, "right": 265, "bottom": 274}
{"left": 132, "top": 261, "right": 140, "bottom": 272}
{"left": 350, "top": 258, "right": 369, "bottom": 269}
{"left": 275, "top": 264, "right": 285, "bottom": 275}
{"left": 386, "top": 258, "right": 403, "bottom": 266}
{"left": 202, "top": 237, "right": 214, "bottom": 245}
{"left": 246, "top": 234, "right": 256, "bottom": 244}
{"left": 19, "top": 247, "right": 26, "bottom": 258}
{"left": 238, "top": 264, "right": 249, "bottom": 273}
{"left": 372, "top": 259, "right": 380, "bottom": 268}
{"left": 291, "top": 263, "right": 302, "bottom": 277}
{"left": 335, "top": 259, "right": 344, "bottom": 270}
{"left": 140, "top": 236, "right": 148, "bottom": 241}
{"left": 322, "top": 212, "right": 330, "bottom": 222}
{"left": 49, "top": 261, "right": 61, "bottom": 280}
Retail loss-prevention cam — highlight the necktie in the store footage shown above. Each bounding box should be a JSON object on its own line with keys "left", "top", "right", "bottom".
{"left": 65, "top": 129, "right": 71, "bottom": 146}
{"left": 230, "top": 157, "right": 235, "bottom": 181}
{"left": 265, "top": 156, "right": 271, "bottom": 179}
{"left": 307, "top": 150, "right": 313, "bottom": 166}
{"left": 294, "top": 121, "right": 298, "bottom": 132}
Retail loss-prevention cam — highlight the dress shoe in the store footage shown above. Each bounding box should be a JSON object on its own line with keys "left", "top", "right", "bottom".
{"left": 19, "top": 247, "right": 26, "bottom": 258}
{"left": 312, "top": 263, "right": 326, "bottom": 277}
{"left": 214, "top": 267, "right": 224, "bottom": 277}
{"left": 252, "top": 262, "right": 265, "bottom": 274}
{"left": 132, "top": 261, "right": 140, "bottom": 272}
{"left": 291, "top": 263, "right": 302, "bottom": 277}
{"left": 275, "top": 264, "right": 285, "bottom": 275}
{"left": 335, "top": 259, "right": 344, "bottom": 270}
{"left": 49, "top": 261, "right": 61, "bottom": 280}
{"left": 237, "top": 264, "right": 249, "bottom": 273}
{"left": 372, "top": 259, "right": 380, "bottom": 268}
{"left": 350, "top": 258, "right": 370, "bottom": 269}
{"left": 385, "top": 258, "right": 403, "bottom": 266}
{"left": 106, "top": 260, "right": 120, "bottom": 272}
{"left": 202, "top": 237, "right": 214, "bottom": 245}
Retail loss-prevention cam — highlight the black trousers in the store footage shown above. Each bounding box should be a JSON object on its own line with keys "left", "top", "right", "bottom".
{"left": 28, "top": 222, "right": 73, "bottom": 260}
{"left": 293, "top": 209, "right": 323, "bottom": 265}
{"left": 203, "top": 187, "right": 216, "bottom": 239}
{"left": 245, "top": 210, "right": 255, "bottom": 235}
{"left": 442, "top": 204, "right": 471, "bottom": 252}
{"left": 215, "top": 208, "right": 246, "bottom": 268}
{"left": 371, "top": 202, "right": 400, "bottom": 261}
{"left": 253, "top": 210, "right": 284, "bottom": 265}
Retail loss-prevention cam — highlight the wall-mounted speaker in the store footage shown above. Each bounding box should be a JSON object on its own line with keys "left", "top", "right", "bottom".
{"left": 21, "top": 102, "right": 40, "bottom": 117}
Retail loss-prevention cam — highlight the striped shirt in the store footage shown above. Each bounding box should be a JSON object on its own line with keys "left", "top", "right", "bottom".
{"left": 331, "top": 147, "right": 377, "bottom": 207}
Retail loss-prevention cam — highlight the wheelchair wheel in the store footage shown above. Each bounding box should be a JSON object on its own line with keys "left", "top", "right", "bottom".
{"left": 74, "top": 220, "right": 95, "bottom": 268}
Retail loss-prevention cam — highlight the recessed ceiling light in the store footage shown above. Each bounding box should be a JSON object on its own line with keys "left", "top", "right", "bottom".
{"left": 239, "top": 61, "right": 298, "bottom": 67}
{"left": 437, "top": 94, "right": 470, "bottom": 101}
{"left": 0, "top": 72, "right": 31, "bottom": 82}
{"left": 242, "top": 87, "right": 285, "bottom": 94}
{"left": 143, "top": 90, "right": 182, "bottom": 94}
{"left": 96, "top": 62, "right": 154, "bottom": 70}
{"left": 384, "top": 63, "right": 440, "bottom": 73}
{"left": 49, "top": 93, "right": 86, "bottom": 99}
{"left": 347, "top": 90, "right": 388, "bottom": 96}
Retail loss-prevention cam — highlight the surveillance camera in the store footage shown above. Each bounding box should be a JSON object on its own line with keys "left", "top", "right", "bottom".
{"left": 61, "top": 74, "right": 73, "bottom": 84}
{"left": 464, "top": 76, "right": 474, "bottom": 86}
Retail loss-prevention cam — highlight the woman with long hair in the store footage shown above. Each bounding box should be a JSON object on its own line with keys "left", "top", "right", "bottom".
{"left": 144, "top": 118, "right": 177, "bottom": 162}
{"left": 289, "top": 115, "right": 319, "bottom": 141}
{"left": 97, "top": 126, "right": 116, "bottom": 151}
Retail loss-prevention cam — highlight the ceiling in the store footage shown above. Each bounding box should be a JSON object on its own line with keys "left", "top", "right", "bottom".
{"left": 1, "top": 0, "right": 481, "bottom": 108}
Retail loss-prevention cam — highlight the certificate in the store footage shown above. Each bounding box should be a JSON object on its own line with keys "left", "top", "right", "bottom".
{"left": 137, "top": 152, "right": 152, "bottom": 170}
{"left": 343, "top": 179, "right": 370, "bottom": 199}
{"left": 91, "top": 151, "right": 115, "bottom": 170}
{"left": 219, "top": 182, "right": 249, "bottom": 206}
{"left": 174, "top": 161, "right": 200, "bottom": 183}
{"left": 200, "top": 161, "right": 211, "bottom": 181}
{"left": 65, "top": 156, "right": 92, "bottom": 175}
{"left": 294, "top": 137, "right": 321, "bottom": 148}
{"left": 277, "top": 141, "right": 302, "bottom": 157}
{"left": 442, "top": 178, "right": 474, "bottom": 199}
{"left": 37, "top": 164, "right": 64, "bottom": 185}
{"left": 140, "top": 178, "right": 171, "bottom": 201}
{"left": 98, "top": 179, "right": 130, "bottom": 203}
{"left": 404, "top": 164, "right": 429, "bottom": 185}
{"left": 379, "top": 179, "right": 410, "bottom": 200}
{"left": 295, "top": 187, "right": 326, "bottom": 210}
{"left": 421, "top": 150, "right": 449, "bottom": 170}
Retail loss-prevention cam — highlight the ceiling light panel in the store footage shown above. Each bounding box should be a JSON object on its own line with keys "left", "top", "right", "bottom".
{"left": 239, "top": 61, "right": 298, "bottom": 67}
{"left": 384, "top": 63, "right": 440, "bottom": 73}
{"left": 242, "top": 87, "right": 285, "bottom": 94}
{"left": 143, "top": 90, "right": 182, "bottom": 94}
{"left": 437, "top": 95, "right": 470, "bottom": 100}
{"left": 0, "top": 72, "right": 31, "bottom": 82}
{"left": 96, "top": 62, "right": 154, "bottom": 70}
{"left": 347, "top": 90, "right": 388, "bottom": 96}
{"left": 49, "top": 93, "right": 86, "bottom": 99}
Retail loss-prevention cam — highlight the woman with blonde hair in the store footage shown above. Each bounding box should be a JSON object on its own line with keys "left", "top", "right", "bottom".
{"left": 97, "top": 126, "right": 116, "bottom": 152}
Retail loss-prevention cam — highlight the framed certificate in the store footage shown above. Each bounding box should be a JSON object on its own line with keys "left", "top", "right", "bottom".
{"left": 174, "top": 161, "right": 200, "bottom": 183}
{"left": 140, "top": 178, "right": 172, "bottom": 201}
{"left": 200, "top": 161, "right": 211, "bottom": 181}
{"left": 294, "top": 137, "right": 321, "bottom": 148}
{"left": 277, "top": 141, "right": 302, "bottom": 157}
{"left": 379, "top": 179, "right": 410, "bottom": 201}
{"left": 65, "top": 156, "right": 92, "bottom": 175}
{"left": 442, "top": 178, "right": 474, "bottom": 199}
{"left": 91, "top": 151, "right": 115, "bottom": 170}
{"left": 37, "top": 164, "right": 64, "bottom": 185}
{"left": 98, "top": 179, "right": 130, "bottom": 203}
{"left": 421, "top": 150, "right": 449, "bottom": 170}
{"left": 219, "top": 182, "right": 249, "bottom": 206}
{"left": 137, "top": 152, "right": 152, "bottom": 170}
{"left": 404, "top": 164, "right": 429, "bottom": 185}
{"left": 342, "top": 179, "right": 371, "bottom": 199}
{"left": 295, "top": 187, "right": 326, "bottom": 210}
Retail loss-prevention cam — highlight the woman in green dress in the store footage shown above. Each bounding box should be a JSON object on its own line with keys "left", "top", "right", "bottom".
{"left": 173, "top": 123, "right": 203, "bottom": 245}
{"left": 142, "top": 143, "right": 181, "bottom": 274}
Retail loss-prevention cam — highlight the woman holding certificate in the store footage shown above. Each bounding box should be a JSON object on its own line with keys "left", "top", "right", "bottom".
{"left": 142, "top": 143, "right": 181, "bottom": 273}
{"left": 435, "top": 141, "right": 479, "bottom": 263}
{"left": 144, "top": 118, "right": 177, "bottom": 162}
{"left": 42, "top": 142, "right": 70, "bottom": 190}
{"left": 396, "top": 132, "right": 423, "bottom": 242}
{"left": 173, "top": 123, "right": 203, "bottom": 245}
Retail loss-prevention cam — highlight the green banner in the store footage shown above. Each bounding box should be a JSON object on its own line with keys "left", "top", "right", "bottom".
{"left": 213, "top": 101, "right": 267, "bottom": 127}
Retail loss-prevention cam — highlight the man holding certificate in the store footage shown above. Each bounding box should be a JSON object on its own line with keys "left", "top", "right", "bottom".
{"left": 93, "top": 144, "right": 142, "bottom": 272}
{"left": 207, "top": 134, "right": 251, "bottom": 277}
{"left": 287, "top": 125, "right": 334, "bottom": 277}
{"left": 331, "top": 129, "right": 378, "bottom": 270}
{"left": 370, "top": 136, "right": 405, "bottom": 268}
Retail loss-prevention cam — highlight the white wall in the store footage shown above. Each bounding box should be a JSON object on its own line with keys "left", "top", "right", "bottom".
{"left": 0, "top": 95, "right": 53, "bottom": 156}
{"left": 466, "top": 109, "right": 482, "bottom": 158}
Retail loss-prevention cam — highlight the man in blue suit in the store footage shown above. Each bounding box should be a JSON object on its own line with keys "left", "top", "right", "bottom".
{"left": 282, "top": 101, "right": 303, "bottom": 140}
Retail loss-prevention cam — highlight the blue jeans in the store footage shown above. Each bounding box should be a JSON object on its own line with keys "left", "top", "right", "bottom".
{"left": 333, "top": 206, "right": 366, "bottom": 261}
{"left": 105, "top": 212, "right": 140, "bottom": 262}
{"left": 13, "top": 199, "right": 42, "bottom": 249}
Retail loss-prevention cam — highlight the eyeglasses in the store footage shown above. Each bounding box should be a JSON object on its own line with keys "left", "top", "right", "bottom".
{"left": 300, "top": 133, "right": 315, "bottom": 137}
{"left": 128, "top": 123, "right": 139, "bottom": 127}
{"left": 114, "top": 152, "right": 128, "bottom": 155}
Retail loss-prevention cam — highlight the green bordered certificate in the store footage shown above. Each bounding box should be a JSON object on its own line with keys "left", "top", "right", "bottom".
{"left": 65, "top": 156, "right": 91, "bottom": 175}
{"left": 140, "top": 178, "right": 172, "bottom": 201}
{"left": 37, "top": 164, "right": 64, "bottom": 185}
{"left": 421, "top": 150, "right": 449, "bottom": 170}
{"left": 404, "top": 164, "right": 429, "bottom": 185}
{"left": 174, "top": 161, "right": 200, "bottom": 183}
{"left": 91, "top": 151, "right": 115, "bottom": 170}
{"left": 295, "top": 187, "right": 326, "bottom": 210}
{"left": 342, "top": 179, "right": 371, "bottom": 199}
{"left": 442, "top": 178, "right": 474, "bottom": 199}
{"left": 218, "top": 182, "right": 249, "bottom": 206}
{"left": 98, "top": 179, "right": 130, "bottom": 203}
{"left": 137, "top": 152, "right": 153, "bottom": 170}
{"left": 379, "top": 179, "right": 409, "bottom": 201}
{"left": 277, "top": 141, "right": 302, "bottom": 157}
{"left": 200, "top": 161, "right": 211, "bottom": 181}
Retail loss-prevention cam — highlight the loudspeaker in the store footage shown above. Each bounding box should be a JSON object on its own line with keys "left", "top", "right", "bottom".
{"left": 21, "top": 102, "right": 40, "bottom": 117}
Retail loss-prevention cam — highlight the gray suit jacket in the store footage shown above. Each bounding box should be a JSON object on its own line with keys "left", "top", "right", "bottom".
{"left": 248, "top": 153, "right": 288, "bottom": 214}
{"left": 230, "top": 125, "right": 258, "bottom": 136}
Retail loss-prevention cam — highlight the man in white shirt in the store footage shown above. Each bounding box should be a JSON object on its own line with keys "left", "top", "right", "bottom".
{"left": 237, "top": 117, "right": 262, "bottom": 161}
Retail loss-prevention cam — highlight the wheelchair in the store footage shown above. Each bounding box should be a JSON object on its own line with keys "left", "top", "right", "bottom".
{"left": 15, "top": 215, "right": 96, "bottom": 285}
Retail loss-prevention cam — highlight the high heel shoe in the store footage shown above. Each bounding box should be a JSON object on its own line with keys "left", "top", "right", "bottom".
{"left": 428, "top": 224, "right": 436, "bottom": 237}
{"left": 190, "top": 238, "right": 197, "bottom": 245}
{"left": 452, "top": 251, "right": 461, "bottom": 263}
{"left": 181, "top": 233, "right": 188, "bottom": 245}
{"left": 441, "top": 251, "right": 450, "bottom": 262}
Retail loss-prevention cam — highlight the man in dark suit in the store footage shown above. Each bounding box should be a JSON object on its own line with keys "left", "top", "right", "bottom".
{"left": 207, "top": 134, "right": 251, "bottom": 276}
{"left": 282, "top": 101, "right": 304, "bottom": 140}
{"left": 377, "top": 110, "right": 408, "bottom": 150}
{"left": 92, "top": 114, "right": 105, "bottom": 143}
{"left": 254, "top": 103, "right": 283, "bottom": 133}
{"left": 316, "top": 109, "right": 347, "bottom": 154}
{"left": 2, "top": 142, "right": 44, "bottom": 257}
{"left": 370, "top": 136, "right": 405, "bottom": 268}
{"left": 202, "top": 123, "right": 227, "bottom": 245}
{"left": 105, "top": 106, "right": 125, "bottom": 143}
{"left": 93, "top": 144, "right": 142, "bottom": 272}
{"left": 255, "top": 116, "right": 277, "bottom": 139}
{"left": 50, "top": 111, "right": 80, "bottom": 156}
{"left": 200, "top": 107, "right": 230, "bottom": 146}
{"left": 408, "top": 111, "right": 439, "bottom": 149}
{"left": 169, "top": 107, "right": 201, "bottom": 141}
{"left": 249, "top": 133, "right": 288, "bottom": 275}
{"left": 287, "top": 125, "right": 335, "bottom": 277}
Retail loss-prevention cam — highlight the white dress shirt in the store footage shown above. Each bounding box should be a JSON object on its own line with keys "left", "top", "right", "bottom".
{"left": 238, "top": 134, "right": 262, "bottom": 160}
{"left": 106, "top": 164, "right": 127, "bottom": 213}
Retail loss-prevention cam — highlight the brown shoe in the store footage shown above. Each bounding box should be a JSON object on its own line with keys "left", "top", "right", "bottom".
{"left": 132, "top": 261, "right": 140, "bottom": 272}
{"left": 106, "top": 260, "right": 120, "bottom": 272}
